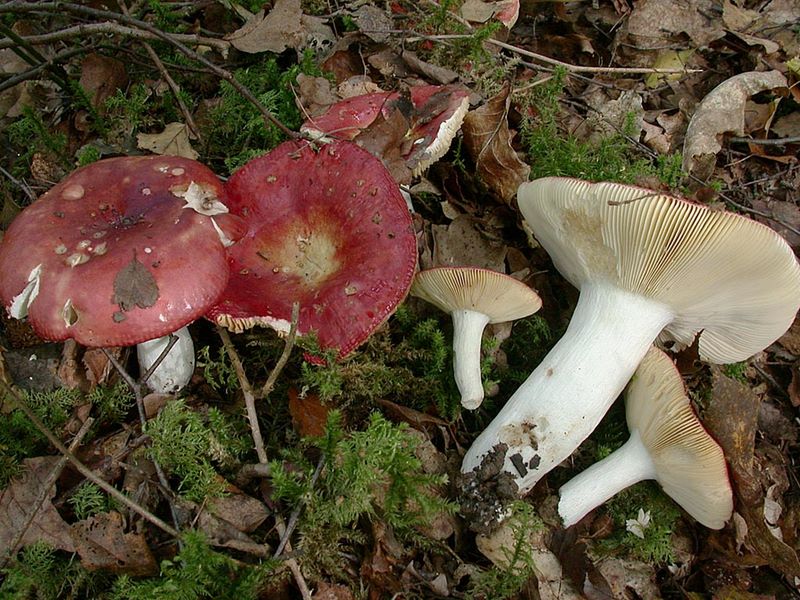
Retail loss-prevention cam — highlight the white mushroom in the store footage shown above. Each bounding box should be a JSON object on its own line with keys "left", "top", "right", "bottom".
{"left": 462, "top": 177, "right": 800, "bottom": 494}
{"left": 411, "top": 267, "right": 542, "bottom": 409}
{"left": 558, "top": 346, "right": 733, "bottom": 529}
{"left": 136, "top": 325, "right": 196, "bottom": 395}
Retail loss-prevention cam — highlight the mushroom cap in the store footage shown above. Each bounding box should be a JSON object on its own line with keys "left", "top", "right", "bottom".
{"left": 411, "top": 266, "right": 541, "bottom": 323}
{"left": 0, "top": 156, "right": 232, "bottom": 347}
{"left": 206, "top": 139, "right": 417, "bottom": 358}
{"left": 300, "top": 91, "right": 398, "bottom": 140}
{"left": 517, "top": 177, "right": 800, "bottom": 363}
{"left": 626, "top": 346, "right": 732, "bottom": 529}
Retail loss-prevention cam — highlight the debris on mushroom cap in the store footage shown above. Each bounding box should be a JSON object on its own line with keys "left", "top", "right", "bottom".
{"left": 0, "top": 156, "right": 234, "bottom": 347}
{"left": 518, "top": 177, "right": 800, "bottom": 363}
{"left": 626, "top": 346, "right": 733, "bottom": 528}
{"left": 411, "top": 266, "right": 541, "bottom": 323}
{"left": 206, "top": 139, "right": 417, "bottom": 359}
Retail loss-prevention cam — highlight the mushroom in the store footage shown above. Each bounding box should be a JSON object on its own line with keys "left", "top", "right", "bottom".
{"left": 558, "top": 345, "right": 733, "bottom": 529}
{"left": 410, "top": 267, "right": 542, "bottom": 409}
{"left": 206, "top": 139, "right": 417, "bottom": 360}
{"left": 462, "top": 177, "right": 800, "bottom": 494}
{"left": 0, "top": 156, "right": 239, "bottom": 393}
{"left": 300, "top": 84, "right": 470, "bottom": 178}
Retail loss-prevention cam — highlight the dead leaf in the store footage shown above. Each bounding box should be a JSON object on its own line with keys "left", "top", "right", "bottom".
{"left": 773, "top": 112, "right": 800, "bottom": 138}
{"left": 431, "top": 215, "right": 507, "bottom": 271}
{"left": 296, "top": 73, "right": 339, "bottom": 117}
{"left": 136, "top": 122, "right": 199, "bottom": 159}
{"left": 312, "top": 582, "right": 355, "bottom": 600}
{"left": 71, "top": 511, "right": 157, "bottom": 575}
{"left": 352, "top": 4, "right": 393, "bottom": 43}
{"left": 682, "top": 70, "right": 787, "bottom": 178}
{"left": 704, "top": 368, "right": 800, "bottom": 579}
{"left": 288, "top": 387, "right": 332, "bottom": 438}
{"left": 79, "top": 53, "right": 127, "bottom": 113}
{"left": 401, "top": 51, "right": 459, "bottom": 85}
{"left": 356, "top": 106, "right": 414, "bottom": 185}
{"left": 207, "top": 490, "right": 269, "bottom": 533}
{"left": 461, "top": 82, "right": 529, "bottom": 204}
{"left": 722, "top": 0, "right": 759, "bottom": 31}
{"left": 595, "top": 557, "right": 661, "bottom": 600}
{"left": 226, "top": 0, "right": 333, "bottom": 54}
{"left": 113, "top": 254, "right": 160, "bottom": 315}
{"left": 625, "top": 0, "right": 725, "bottom": 47}
{"left": 460, "top": 0, "right": 519, "bottom": 27}
{"left": 0, "top": 457, "right": 75, "bottom": 553}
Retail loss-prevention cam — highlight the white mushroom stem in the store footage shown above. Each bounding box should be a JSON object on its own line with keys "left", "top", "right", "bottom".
{"left": 452, "top": 309, "right": 491, "bottom": 410}
{"left": 461, "top": 282, "right": 674, "bottom": 493}
{"left": 558, "top": 430, "right": 654, "bottom": 527}
{"left": 137, "top": 325, "right": 195, "bottom": 394}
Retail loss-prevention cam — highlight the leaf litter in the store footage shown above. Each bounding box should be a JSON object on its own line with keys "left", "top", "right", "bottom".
{"left": 1, "top": 0, "right": 799, "bottom": 597}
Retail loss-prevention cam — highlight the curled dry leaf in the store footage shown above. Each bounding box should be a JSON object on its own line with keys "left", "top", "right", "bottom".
{"left": 461, "top": 82, "right": 530, "bottom": 204}
{"left": 0, "top": 457, "right": 75, "bottom": 553}
{"left": 225, "top": 0, "right": 333, "bottom": 54}
{"left": 71, "top": 511, "right": 157, "bottom": 575}
{"left": 682, "top": 71, "right": 787, "bottom": 178}
{"left": 136, "top": 122, "right": 199, "bottom": 160}
{"left": 625, "top": 0, "right": 725, "bottom": 48}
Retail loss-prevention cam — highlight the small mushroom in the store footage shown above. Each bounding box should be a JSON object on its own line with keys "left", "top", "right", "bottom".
{"left": 0, "top": 156, "right": 239, "bottom": 393}
{"left": 558, "top": 346, "right": 733, "bottom": 529}
{"left": 207, "top": 139, "right": 417, "bottom": 360}
{"left": 411, "top": 267, "right": 542, "bottom": 409}
{"left": 462, "top": 177, "right": 800, "bottom": 494}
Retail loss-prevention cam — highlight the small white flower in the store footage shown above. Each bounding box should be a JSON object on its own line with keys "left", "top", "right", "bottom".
{"left": 625, "top": 508, "right": 651, "bottom": 539}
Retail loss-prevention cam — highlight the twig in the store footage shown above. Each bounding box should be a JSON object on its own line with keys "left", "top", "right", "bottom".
{"left": 0, "top": 22, "right": 230, "bottom": 52}
{"left": 119, "top": 0, "right": 201, "bottom": 140}
{"left": 0, "top": 416, "right": 94, "bottom": 569}
{"left": 729, "top": 136, "right": 800, "bottom": 146}
{"left": 216, "top": 326, "right": 267, "bottom": 464}
{"left": 0, "top": 380, "right": 179, "bottom": 538}
{"left": 0, "top": 1, "right": 297, "bottom": 139}
{"left": 259, "top": 302, "right": 301, "bottom": 399}
{"left": 273, "top": 453, "right": 324, "bottom": 558}
{"left": 0, "top": 164, "right": 36, "bottom": 204}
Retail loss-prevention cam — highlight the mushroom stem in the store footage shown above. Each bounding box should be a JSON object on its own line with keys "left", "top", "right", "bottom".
{"left": 137, "top": 325, "right": 195, "bottom": 394}
{"left": 452, "top": 309, "right": 491, "bottom": 410}
{"left": 461, "top": 282, "right": 673, "bottom": 493}
{"left": 558, "top": 430, "right": 655, "bottom": 527}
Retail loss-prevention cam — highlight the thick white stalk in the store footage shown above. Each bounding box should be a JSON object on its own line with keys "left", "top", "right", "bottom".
{"left": 461, "top": 282, "right": 674, "bottom": 493}
{"left": 452, "top": 309, "right": 491, "bottom": 410}
{"left": 558, "top": 430, "right": 656, "bottom": 526}
{"left": 137, "top": 325, "right": 195, "bottom": 394}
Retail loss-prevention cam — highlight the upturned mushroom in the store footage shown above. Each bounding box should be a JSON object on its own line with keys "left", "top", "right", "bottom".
{"left": 207, "top": 139, "right": 417, "bottom": 360}
{"left": 0, "top": 156, "right": 241, "bottom": 393}
{"left": 410, "top": 267, "right": 542, "bottom": 409}
{"left": 462, "top": 177, "right": 800, "bottom": 494}
{"left": 558, "top": 346, "right": 733, "bottom": 529}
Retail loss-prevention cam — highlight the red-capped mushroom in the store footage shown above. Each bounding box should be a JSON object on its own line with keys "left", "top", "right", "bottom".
{"left": 0, "top": 155, "right": 239, "bottom": 393}
{"left": 207, "top": 139, "right": 417, "bottom": 359}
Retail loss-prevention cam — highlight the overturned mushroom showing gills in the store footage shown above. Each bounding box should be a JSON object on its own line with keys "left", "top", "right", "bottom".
{"left": 462, "top": 177, "right": 800, "bottom": 494}
{"left": 558, "top": 346, "right": 733, "bottom": 529}
{"left": 207, "top": 139, "right": 417, "bottom": 359}
{"left": 411, "top": 267, "right": 542, "bottom": 409}
{"left": 0, "top": 156, "right": 238, "bottom": 393}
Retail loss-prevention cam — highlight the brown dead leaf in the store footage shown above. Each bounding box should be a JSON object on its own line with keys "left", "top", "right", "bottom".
{"left": 461, "top": 82, "right": 530, "bottom": 204}
{"left": 312, "top": 582, "right": 355, "bottom": 600}
{"left": 83, "top": 347, "right": 119, "bottom": 387}
{"left": 71, "top": 511, "right": 157, "bottom": 575}
{"left": 356, "top": 106, "right": 414, "bottom": 185}
{"left": 401, "top": 51, "right": 459, "bottom": 85}
{"left": 136, "top": 122, "right": 199, "bottom": 160}
{"left": 704, "top": 368, "right": 800, "bottom": 579}
{"left": 226, "top": 0, "right": 333, "bottom": 54}
{"left": 682, "top": 71, "right": 787, "bottom": 178}
{"left": 0, "top": 457, "right": 75, "bottom": 553}
{"left": 431, "top": 215, "right": 507, "bottom": 271}
{"left": 352, "top": 4, "right": 393, "bottom": 43}
{"left": 207, "top": 489, "right": 269, "bottom": 533}
{"left": 288, "top": 387, "right": 331, "bottom": 438}
{"left": 296, "top": 73, "right": 339, "bottom": 117}
{"left": 113, "top": 254, "right": 160, "bottom": 315}
{"left": 626, "top": 0, "right": 725, "bottom": 47}
{"left": 79, "top": 53, "right": 127, "bottom": 113}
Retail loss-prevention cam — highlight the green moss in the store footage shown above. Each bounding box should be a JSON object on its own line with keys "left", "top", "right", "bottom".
{"left": 69, "top": 481, "right": 113, "bottom": 520}
{"left": 722, "top": 361, "right": 748, "bottom": 383}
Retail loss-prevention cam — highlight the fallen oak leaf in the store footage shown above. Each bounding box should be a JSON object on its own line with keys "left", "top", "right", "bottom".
{"left": 225, "top": 0, "right": 333, "bottom": 54}
{"left": 71, "top": 511, "right": 157, "bottom": 575}
{"left": 137, "top": 122, "right": 199, "bottom": 160}
{"left": 461, "top": 81, "right": 530, "bottom": 204}
{"left": 112, "top": 253, "right": 159, "bottom": 318}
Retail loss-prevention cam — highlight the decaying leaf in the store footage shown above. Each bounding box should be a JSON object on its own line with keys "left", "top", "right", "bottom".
{"left": 136, "top": 122, "right": 199, "bottom": 160}
{"left": 113, "top": 254, "right": 159, "bottom": 314}
{"left": 704, "top": 368, "right": 800, "bottom": 579}
{"left": 682, "top": 71, "right": 787, "bottom": 178}
{"left": 226, "top": 0, "right": 333, "bottom": 54}
{"left": 460, "top": 0, "right": 519, "bottom": 28}
{"left": 431, "top": 215, "right": 507, "bottom": 271}
{"left": 352, "top": 4, "right": 393, "bottom": 43}
{"left": 461, "top": 82, "right": 530, "bottom": 204}
{"left": 79, "top": 53, "right": 127, "bottom": 113}
{"left": 288, "top": 387, "right": 330, "bottom": 438}
{"left": 207, "top": 490, "right": 270, "bottom": 534}
{"left": 625, "top": 0, "right": 725, "bottom": 47}
{"left": 0, "top": 457, "right": 75, "bottom": 553}
{"left": 71, "top": 511, "right": 157, "bottom": 575}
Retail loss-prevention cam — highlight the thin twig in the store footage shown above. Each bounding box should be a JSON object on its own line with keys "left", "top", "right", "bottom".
{"left": 259, "top": 302, "right": 301, "bottom": 399}
{"left": 0, "top": 380, "right": 179, "bottom": 538}
{"left": 729, "top": 135, "right": 800, "bottom": 146}
{"left": 273, "top": 453, "right": 324, "bottom": 558}
{"left": 216, "top": 326, "right": 267, "bottom": 463}
{"left": 119, "top": 0, "right": 201, "bottom": 140}
{"left": 0, "top": 164, "right": 36, "bottom": 204}
{"left": 0, "top": 416, "right": 94, "bottom": 569}
{"left": 0, "top": 1, "right": 297, "bottom": 139}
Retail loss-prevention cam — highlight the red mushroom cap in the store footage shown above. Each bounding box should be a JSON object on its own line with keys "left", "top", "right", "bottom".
{"left": 0, "top": 156, "right": 233, "bottom": 347}
{"left": 206, "top": 139, "right": 417, "bottom": 359}
{"left": 300, "top": 91, "right": 399, "bottom": 140}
